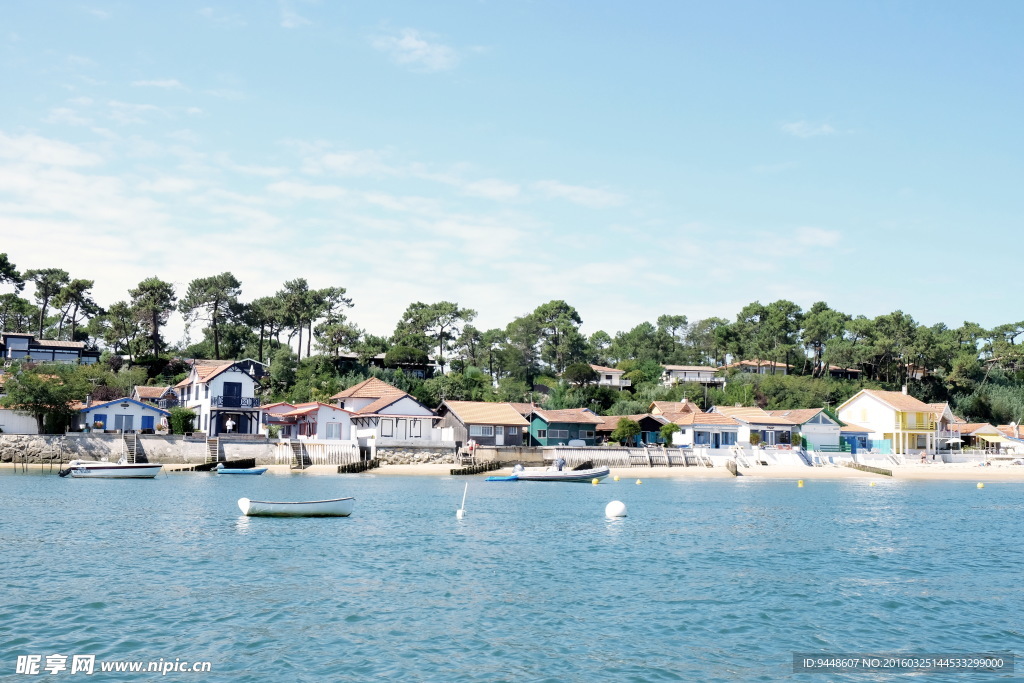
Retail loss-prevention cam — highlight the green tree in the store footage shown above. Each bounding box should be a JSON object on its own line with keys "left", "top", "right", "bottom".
{"left": 52, "top": 279, "right": 101, "bottom": 340}
{"left": 0, "top": 293, "right": 36, "bottom": 333}
{"left": 562, "top": 362, "right": 598, "bottom": 387}
{"left": 659, "top": 422, "right": 680, "bottom": 445}
{"left": 130, "top": 277, "right": 177, "bottom": 359}
{"left": 178, "top": 272, "right": 242, "bottom": 360}
{"left": 97, "top": 301, "right": 143, "bottom": 363}
{"left": 610, "top": 418, "right": 641, "bottom": 445}
{"left": 532, "top": 300, "right": 586, "bottom": 372}
{"left": 801, "top": 302, "right": 849, "bottom": 377}
{"left": 23, "top": 268, "right": 70, "bottom": 337}
{"left": 0, "top": 253, "right": 24, "bottom": 292}
{"left": 393, "top": 301, "right": 477, "bottom": 371}
{"left": 0, "top": 363, "right": 87, "bottom": 433}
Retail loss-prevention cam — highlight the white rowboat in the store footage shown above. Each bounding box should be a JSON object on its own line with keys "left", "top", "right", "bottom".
{"left": 59, "top": 459, "right": 163, "bottom": 479}
{"left": 237, "top": 497, "right": 355, "bottom": 517}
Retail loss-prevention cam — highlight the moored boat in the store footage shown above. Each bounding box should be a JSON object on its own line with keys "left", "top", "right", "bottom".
{"left": 59, "top": 459, "right": 163, "bottom": 479}
{"left": 488, "top": 460, "right": 611, "bottom": 482}
{"left": 512, "top": 465, "right": 610, "bottom": 482}
{"left": 216, "top": 463, "right": 268, "bottom": 475}
{"left": 237, "top": 496, "right": 355, "bottom": 517}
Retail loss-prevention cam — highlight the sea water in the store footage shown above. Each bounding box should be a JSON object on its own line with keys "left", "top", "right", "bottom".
{"left": 1, "top": 471, "right": 1021, "bottom": 681}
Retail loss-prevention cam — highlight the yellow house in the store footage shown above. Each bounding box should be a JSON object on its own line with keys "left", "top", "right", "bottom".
{"left": 836, "top": 388, "right": 938, "bottom": 455}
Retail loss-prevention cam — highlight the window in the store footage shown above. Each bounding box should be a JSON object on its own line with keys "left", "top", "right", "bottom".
{"left": 508, "top": 426, "right": 518, "bottom": 435}
{"left": 381, "top": 419, "right": 393, "bottom": 437}
{"left": 721, "top": 432, "right": 737, "bottom": 446}
{"left": 326, "top": 423, "right": 341, "bottom": 440}
{"left": 579, "top": 430, "right": 594, "bottom": 439}
{"left": 470, "top": 425, "right": 494, "bottom": 437}
{"left": 537, "top": 429, "right": 547, "bottom": 439}
{"left": 411, "top": 419, "right": 422, "bottom": 437}
{"left": 694, "top": 431, "right": 711, "bottom": 445}
{"left": 204, "top": 384, "right": 209, "bottom": 399}
{"left": 549, "top": 429, "right": 569, "bottom": 439}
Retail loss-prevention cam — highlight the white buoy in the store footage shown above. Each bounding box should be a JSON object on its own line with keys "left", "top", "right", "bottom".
{"left": 456, "top": 482, "right": 468, "bottom": 518}
{"left": 605, "top": 500, "right": 627, "bottom": 518}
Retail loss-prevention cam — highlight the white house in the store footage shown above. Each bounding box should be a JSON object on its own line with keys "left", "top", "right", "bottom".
{"left": 661, "top": 365, "right": 724, "bottom": 387}
{"left": 175, "top": 361, "right": 262, "bottom": 437}
{"left": 76, "top": 397, "right": 170, "bottom": 433}
{"left": 589, "top": 365, "right": 632, "bottom": 390}
{"left": 765, "top": 408, "right": 841, "bottom": 450}
{"left": 330, "top": 377, "right": 441, "bottom": 444}
{"left": 723, "top": 359, "right": 790, "bottom": 375}
{"left": 661, "top": 410, "right": 740, "bottom": 448}
{"left": 260, "top": 401, "right": 353, "bottom": 440}
{"left": 710, "top": 405, "right": 799, "bottom": 446}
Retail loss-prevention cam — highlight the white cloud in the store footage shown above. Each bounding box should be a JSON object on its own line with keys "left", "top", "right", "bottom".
{"left": 107, "top": 100, "right": 164, "bottom": 125}
{"left": 132, "top": 79, "right": 186, "bottom": 89}
{"left": 67, "top": 54, "right": 96, "bottom": 67}
{"left": 44, "top": 107, "right": 92, "bottom": 126}
{"left": 794, "top": 226, "right": 841, "bottom": 247}
{"left": 0, "top": 132, "right": 103, "bottom": 166}
{"left": 781, "top": 120, "right": 836, "bottom": 138}
{"left": 461, "top": 178, "right": 520, "bottom": 201}
{"left": 371, "top": 28, "right": 459, "bottom": 72}
{"left": 198, "top": 7, "right": 246, "bottom": 27}
{"left": 268, "top": 180, "right": 347, "bottom": 200}
{"left": 534, "top": 180, "right": 625, "bottom": 208}
{"left": 279, "top": 1, "right": 311, "bottom": 29}
{"left": 137, "top": 177, "right": 198, "bottom": 194}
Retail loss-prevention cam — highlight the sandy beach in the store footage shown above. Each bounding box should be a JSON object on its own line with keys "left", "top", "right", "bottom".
{"left": 7, "top": 461, "right": 1024, "bottom": 481}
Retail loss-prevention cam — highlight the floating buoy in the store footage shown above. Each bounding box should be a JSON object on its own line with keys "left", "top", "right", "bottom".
{"left": 605, "top": 500, "right": 627, "bottom": 518}
{"left": 635, "top": 479, "right": 642, "bottom": 485}
{"left": 592, "top": 478, "right": 599, "bottom": 485}
{"left": 797, "top": 480, "right": 804, "bottom": 488}
{"left": 613, "top": 475, "right": 620, "bottom": 482}
{"left": 869, "top": 482, "right": 876, "bottom": 487}
{"left": 977, "top": 482, "right": 985, "bottom": 489}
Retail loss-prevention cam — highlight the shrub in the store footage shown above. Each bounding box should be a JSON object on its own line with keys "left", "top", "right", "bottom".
{"left": 169, "top": 407, "right": 196, "bottom": 434}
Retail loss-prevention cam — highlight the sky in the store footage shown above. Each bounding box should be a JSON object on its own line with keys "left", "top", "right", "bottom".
{"left": 1, "top": 1, "right": 1022, "bottom": 347}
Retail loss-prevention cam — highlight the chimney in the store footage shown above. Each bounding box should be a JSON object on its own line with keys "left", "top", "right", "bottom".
{"left": 85, "top": 394, "right": 92, "bottom": 408}
{"left": 901, "top": 385, "right": 908, "bottom": 395}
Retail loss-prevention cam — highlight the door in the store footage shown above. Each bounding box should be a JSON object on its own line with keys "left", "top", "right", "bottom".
{"left": 712, "top": 432, "right": 720, "bottom": 449}
{"left": 114, "top": 415, "right": 134, "bottom": 431}
{"left": 495, "top": 426, "right": 504, "bottom": 446}
{"left": 141, "top": 416, "right": 155, "bottom": 431}
{"left": 396, "top": 419, "right": 407, "bottom": 440}
{"left": 223, "top": 382, "right": 242, "bottom": 408}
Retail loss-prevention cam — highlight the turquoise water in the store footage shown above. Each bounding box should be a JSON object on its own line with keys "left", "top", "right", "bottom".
{"left": 1, "top": 471, "right": 1021, "bottom": 681}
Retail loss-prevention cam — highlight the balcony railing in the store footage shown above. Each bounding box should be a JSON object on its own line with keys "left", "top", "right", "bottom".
{"left": 211, "top": 395, "right": 261, "bottom": 408}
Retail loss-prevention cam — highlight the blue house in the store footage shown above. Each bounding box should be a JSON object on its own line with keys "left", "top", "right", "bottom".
{"left": 527, "top": 408, "right": 601, "bottom": 446}
{"left": 77, "top": 397, "right": 170, "bottom": 433}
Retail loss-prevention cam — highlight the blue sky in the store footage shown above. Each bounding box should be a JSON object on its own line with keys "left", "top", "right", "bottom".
{"left": 1, "top": 1, "right": 1022, "bottom": 345}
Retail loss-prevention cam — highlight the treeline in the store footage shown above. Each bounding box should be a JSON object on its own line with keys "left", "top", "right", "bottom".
{"left": 2, "top": 253, "right": 1024, "bottom": 425}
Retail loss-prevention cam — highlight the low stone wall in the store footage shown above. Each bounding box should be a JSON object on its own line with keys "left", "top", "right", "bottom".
{"left": 473, "top": 446, "right": 545, "bottom": 466}
{"left": 0, "top": 434, "right": 278, "bottom": 464}
{"left": 375, "top": 445, "right": 458, "bottom": 465}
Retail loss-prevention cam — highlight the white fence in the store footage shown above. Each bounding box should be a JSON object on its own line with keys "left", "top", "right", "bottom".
{"left": 546, "top": 445, "right": 830, "bottom": 469}
{"left": 274, "top": 439, "right": 361, "bottom": 466}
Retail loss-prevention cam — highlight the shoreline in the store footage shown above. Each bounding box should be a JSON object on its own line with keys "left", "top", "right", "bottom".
{"left": 6, "top": 462, "right": 1024, "bottom": 481}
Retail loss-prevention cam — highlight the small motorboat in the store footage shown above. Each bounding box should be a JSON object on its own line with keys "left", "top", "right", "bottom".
{"left": 58, "top": 459, "right": 163, "bottom": 479}
{"left": 237, "top": 497, "right": 355, "bottom": 517}
{"left": 216, "top": 463, "right": 268, "bottom": 475}
{"left": 489, "top": 460, "right": 610, "bottom": 482}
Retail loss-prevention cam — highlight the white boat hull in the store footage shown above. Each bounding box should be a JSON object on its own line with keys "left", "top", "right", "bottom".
{"left": 515, "top": 466, "right": 610, "bottom": 482}
{"left": 238, "top": 497, "right": 355, "bottom": 517}
{"left": 63, "top": 461, "right": 162, "bottom": 478}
